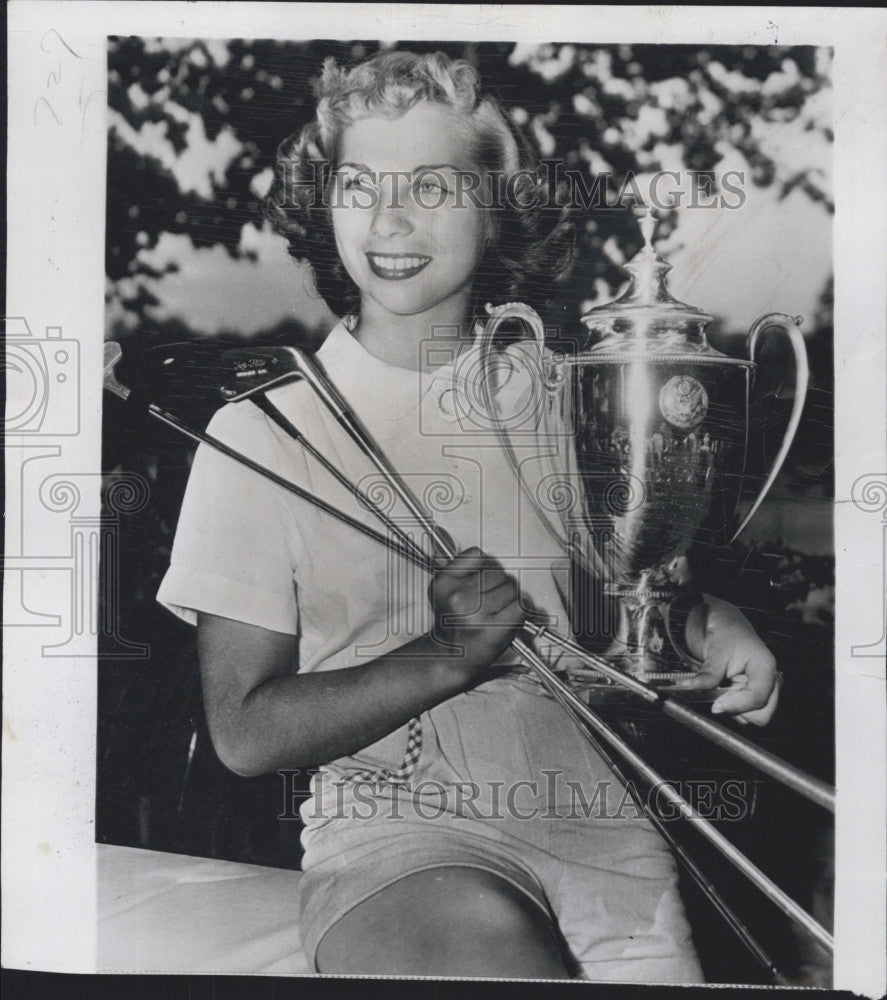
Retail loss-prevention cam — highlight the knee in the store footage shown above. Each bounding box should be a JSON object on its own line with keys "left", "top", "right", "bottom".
{"left": 315, "top": 867, "right": 571, "bottom": 978}
{"left": 429, "top": 868, "right": 541, "bottom": 936}
{"left": 415, "top": 868, "right": 569, "bottom": 977}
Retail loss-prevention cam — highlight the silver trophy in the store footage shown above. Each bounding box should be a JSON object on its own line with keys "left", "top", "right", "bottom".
{"left": 477, "top": 209, "right": 809, "bottom": 691}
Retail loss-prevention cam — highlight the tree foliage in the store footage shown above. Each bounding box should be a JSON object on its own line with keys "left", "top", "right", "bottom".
{"left": 106, "top": 38, "right": 833, "bottom": 327}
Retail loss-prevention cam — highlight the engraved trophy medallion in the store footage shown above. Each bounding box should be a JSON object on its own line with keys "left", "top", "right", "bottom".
{"left": 477, "top": 209, "right": 809, "bottom": 697}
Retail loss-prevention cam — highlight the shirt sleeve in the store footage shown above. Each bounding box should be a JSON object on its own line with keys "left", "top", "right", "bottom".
{"left": 156, "top": 402, "right": 301, "bottom": 635}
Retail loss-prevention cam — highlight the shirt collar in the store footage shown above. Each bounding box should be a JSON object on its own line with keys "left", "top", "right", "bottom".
{"left": 315, "top": 317, "right": 487, "bottom": 397}
{"left": 311, "top": 317, "right": 533, "bottom": 429}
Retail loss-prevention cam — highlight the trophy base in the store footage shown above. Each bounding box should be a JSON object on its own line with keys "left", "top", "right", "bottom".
{"left": 571, "top": 673, "right": 731, "bottom": 705}
{"left": 602, "top": 648, "right": 698, "bottom": 686}
{"left": 568, "top": 576, "right": 725, "bottom": 701}
{"left": 567, "top": 648, "right": 729, "bottom": 704}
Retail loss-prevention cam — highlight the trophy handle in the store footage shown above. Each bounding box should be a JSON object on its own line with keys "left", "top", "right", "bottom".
{"left": 730, "top": 313, "right": 809, "bottom": 544}
{"left": 481, "top": 301, "right": 566, "bottom": 394}
{"left": 478, "top": 302, "right": 592, "bottom": 565}
{"left": 482, "top": 300, "right": 548, "bottom": 369}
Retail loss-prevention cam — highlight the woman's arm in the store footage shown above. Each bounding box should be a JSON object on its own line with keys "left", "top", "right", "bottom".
{"left": 198, "top": 548, "right": 523, "bottom": 777}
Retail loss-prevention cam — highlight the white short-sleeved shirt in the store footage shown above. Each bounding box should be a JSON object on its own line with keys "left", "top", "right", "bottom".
{"left": 157, "top": 320, "right": 578, "bottom": 675}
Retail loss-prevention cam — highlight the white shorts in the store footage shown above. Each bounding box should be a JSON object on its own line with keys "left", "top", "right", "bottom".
{"left": 298, "top": 672, "right": 704, "bottom": 983}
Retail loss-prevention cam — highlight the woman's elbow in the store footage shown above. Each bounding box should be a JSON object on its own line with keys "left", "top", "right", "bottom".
{"left": 197, "top": 613, "right": 301, "bottom": 776}
{"left": 205, "top": 714, "right": 270, "bottom": 778}
{"left": 217, "top": 746, "right": 267, "bottom": 780}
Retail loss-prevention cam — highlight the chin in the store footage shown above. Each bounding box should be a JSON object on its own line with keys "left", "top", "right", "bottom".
{"left": 367, "top": 283, "right": 466, "bottom": 318}
{"left": 373, "top": 295, "right": 442, "bottom": 317}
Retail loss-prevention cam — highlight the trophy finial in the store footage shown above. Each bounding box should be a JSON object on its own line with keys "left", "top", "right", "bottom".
{"left": 581, "top": 202, "right": 713, "bottom": 332}
{"left": 635, "top": 204, "right": 657, "bottom": 253}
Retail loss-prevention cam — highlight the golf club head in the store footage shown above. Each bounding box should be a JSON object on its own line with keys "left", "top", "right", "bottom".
{"left": 103, "top": 341, "right": 130, "bottom": 400}
{"left": 218, "top": 346, "right": 305, "bottom": 402}
{"left": 139, "top": 340, "right": 248, "bottom": 416}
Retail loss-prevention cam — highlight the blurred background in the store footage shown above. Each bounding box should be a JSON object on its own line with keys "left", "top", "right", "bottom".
{"left": 99, "top": 39, "right": 834, "bottom": 985}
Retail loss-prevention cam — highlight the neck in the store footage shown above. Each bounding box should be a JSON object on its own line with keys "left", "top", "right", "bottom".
{"left": 353, "top": 295, "right": 476, "bottom": 372}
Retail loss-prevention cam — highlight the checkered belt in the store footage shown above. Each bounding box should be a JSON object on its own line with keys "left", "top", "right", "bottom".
{"left": 347, "top": 716, "right": 423, "bottom": 786}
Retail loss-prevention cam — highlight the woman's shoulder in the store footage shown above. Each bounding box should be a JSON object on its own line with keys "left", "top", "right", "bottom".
{"left": 205, "top": 396, "right": 272, "bottom": 439}
{"left": 205, "top": 322, "right": 348, "bottom": 442}
{"left": 207, "top": 378, "right": 320, "bottom": 443}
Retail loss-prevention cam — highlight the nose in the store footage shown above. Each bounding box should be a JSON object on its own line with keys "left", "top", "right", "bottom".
{"left": 370, "top": 174, "right": 414, "bottom": 239}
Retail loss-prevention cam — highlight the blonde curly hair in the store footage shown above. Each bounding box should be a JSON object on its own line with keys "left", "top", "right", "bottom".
{"left": 264, "top": 49, "right": 573, "bottom": 318}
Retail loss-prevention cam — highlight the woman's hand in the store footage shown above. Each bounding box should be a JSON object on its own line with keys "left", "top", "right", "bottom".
{"left": 429, "top": 547, "right": 524, "bottom": 683}
{"left": 676, "top": 596, "right": 781, "bottom": 726}
{"left": 198, "top": 561, "right": 524, "bottom": 777}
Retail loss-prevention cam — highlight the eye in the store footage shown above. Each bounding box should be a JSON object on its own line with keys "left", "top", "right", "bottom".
{"left": 415, "top": 173, "right": 449, "bottom": 197}
{"left": 341, "top": 172, "right": 372, "bottom": 191}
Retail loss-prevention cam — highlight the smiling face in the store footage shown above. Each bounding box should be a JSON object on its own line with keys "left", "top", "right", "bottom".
{"left": 329, "top": 102, "right": 489, "bottom": 324}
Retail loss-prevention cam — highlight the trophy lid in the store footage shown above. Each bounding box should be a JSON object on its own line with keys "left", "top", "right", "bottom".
{"left": 580, "top": 208, "right": 719, "bottom": 354}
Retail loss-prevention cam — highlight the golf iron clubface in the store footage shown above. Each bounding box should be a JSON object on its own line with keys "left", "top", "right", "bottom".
{"left": 218, "top": 346, "right": 305, "bottom": 402}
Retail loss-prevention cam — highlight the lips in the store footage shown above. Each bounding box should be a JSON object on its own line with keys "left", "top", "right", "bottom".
{"left": 366, "top": 253, "right": 432, "bottom": 280}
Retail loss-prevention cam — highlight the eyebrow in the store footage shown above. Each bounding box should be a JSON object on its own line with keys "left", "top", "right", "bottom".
{"left": 337, "top": 161, "right": 465, "bottom": 175}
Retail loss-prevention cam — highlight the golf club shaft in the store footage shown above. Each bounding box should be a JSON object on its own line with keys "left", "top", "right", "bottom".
{"left": 250, "top": 392, "right": 428, "bottom": 568}
{"left": 553, "top": 691, "right": 789, "bottom": 982}
{"left": 146, "top": 401, "right": 432, "bottom": 570}
{"left": 529, "top": 653, "right": 833, "bottom": 953}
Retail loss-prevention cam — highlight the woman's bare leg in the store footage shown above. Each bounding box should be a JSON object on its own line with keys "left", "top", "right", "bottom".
{"left": 314, "top": 866, "right": 572, "bottom": 978}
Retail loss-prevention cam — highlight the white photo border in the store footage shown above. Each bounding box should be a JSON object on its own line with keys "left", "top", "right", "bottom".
{"left": 4, "top": 4, "right": 885, "bottom": 995}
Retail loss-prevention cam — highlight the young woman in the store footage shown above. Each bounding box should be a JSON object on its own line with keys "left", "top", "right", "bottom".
{"left": 158, "top": 50, "right": 779, "bottom": 981}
